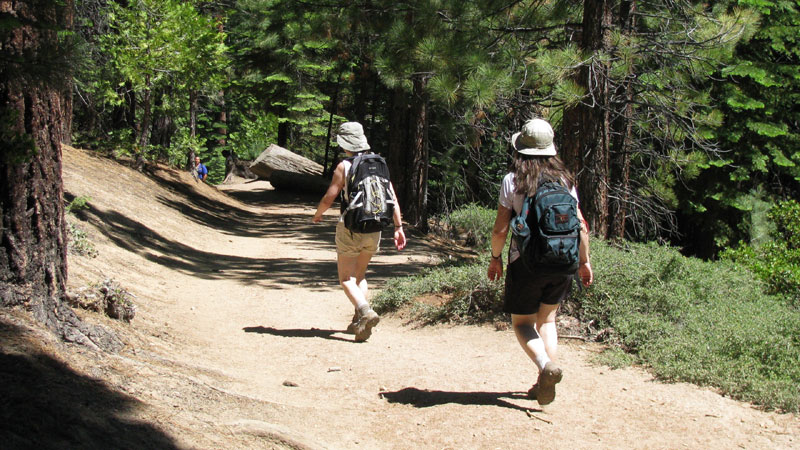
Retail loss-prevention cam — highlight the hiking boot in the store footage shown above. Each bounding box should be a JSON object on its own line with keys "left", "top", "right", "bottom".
{"left": 527, "top": 383, "right": 539, "bottom": 400}
{"left": 345, "top": 311, "right": 359, "bottom": 335}
{"left": 535, "top": 362, "right": 563, "bottom": 406}
{"left": 354, "top": 309, "right": 380, "bottom": 342}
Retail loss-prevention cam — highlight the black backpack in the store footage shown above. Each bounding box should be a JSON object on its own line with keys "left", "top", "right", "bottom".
{"left": 510, "top": 180, "right": 581, "bottom": 274}
{"left": 341, "top": 153, "right": 395, "bottom": 233}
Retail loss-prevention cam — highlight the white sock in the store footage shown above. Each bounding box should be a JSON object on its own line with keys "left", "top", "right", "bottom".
{"left": 530, "top": 338, "right": 551, "bottom": 371}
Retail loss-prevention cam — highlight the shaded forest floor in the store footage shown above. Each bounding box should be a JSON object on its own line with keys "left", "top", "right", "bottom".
{"left": 1, "top": 145, "right": 797, "bottom": 449}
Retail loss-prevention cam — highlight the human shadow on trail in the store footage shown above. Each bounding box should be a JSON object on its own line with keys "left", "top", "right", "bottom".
{"left": 0, "top": 319, "right": 179, "bottom": 449}
{"left": 381, "top": 387, "right": 536, "bottom": 413}
{"left": 243, "top": 326, "right": 353, "bottom": 343}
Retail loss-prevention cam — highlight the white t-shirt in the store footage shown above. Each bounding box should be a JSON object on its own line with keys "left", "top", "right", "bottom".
{"left": 498, "top": 173, "right": 579, "bottom": 262}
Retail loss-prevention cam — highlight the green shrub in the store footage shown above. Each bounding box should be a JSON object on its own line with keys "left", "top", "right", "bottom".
{"left": 722, "top": 199, "right": 800, "bottom": 305}
{"left": 437, "top": 203, "right": 496, "bottom": 250}
{"left": 67, "top": 220, "right": 98, "bottom": 258}
{"left": 577, "top": 240, "right": 800, "bottom": 412}
{"left": 65, "top": 195, "right": 91, "bottom": 213}
{"left": 373, "top": 254, "right": 504, "bottom": 323}
{"left": 378, "top": 237, "right": 800, "bottom": 412}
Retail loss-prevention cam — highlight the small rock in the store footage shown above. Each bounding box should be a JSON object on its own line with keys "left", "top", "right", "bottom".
{"left": 328, "top": 367, "right": 341, "bottom": 372}
{"left": 282, "top": 380, "right": 298, "bottom": 387}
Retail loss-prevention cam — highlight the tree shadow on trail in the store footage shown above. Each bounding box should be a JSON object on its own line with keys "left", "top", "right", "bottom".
{"left": 69, "top": 201, "right": 425, "bottom": 289}
{"left": 381, "top": 387, "right": 537, "bottom": 414}
{"left": 0, "top": 319, "right": 179, "bottom": 449}
{"left": 242, "top": 326, "right": 354, "bottom": 343}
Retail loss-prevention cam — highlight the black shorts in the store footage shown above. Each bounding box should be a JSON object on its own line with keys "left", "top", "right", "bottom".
{"left": 503, "top": 258, "right": 573, "bottom": 315}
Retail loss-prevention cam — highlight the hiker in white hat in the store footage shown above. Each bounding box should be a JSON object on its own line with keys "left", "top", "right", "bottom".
{"left": 313, "top": 121, "right": 406, "bottom": 342}
{"left": 487, "top": 117, "right": 593, "bottom": 406}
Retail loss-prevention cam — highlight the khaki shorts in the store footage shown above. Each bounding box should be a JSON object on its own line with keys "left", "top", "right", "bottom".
{"left": 335, "top": 221, "right": 381, "bottom": 256}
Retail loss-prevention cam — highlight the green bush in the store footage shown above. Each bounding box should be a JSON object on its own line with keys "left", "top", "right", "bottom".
{"left": 722, "top": 199, "right": 800, "bottom": 305}
{"left": 65, "top": 195, "right": 91, "bottom": 213}
{"left": 576, "top": 240, "right": 800, "bottom": 412}
{"left": 67, "top": 220, "right": 98, "bottom": 258}
{"left": 377, "top": 237, "right": 800, "bottom": 412}
{"left": 437, "top": 203, "right": 496, "bottom": 250}
{"left": 373, "top": 254, "right": 504, "bottom": 324}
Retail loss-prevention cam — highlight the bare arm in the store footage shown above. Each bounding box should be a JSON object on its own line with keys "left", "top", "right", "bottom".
{"left": 487, "top": 204, "right": 512, "bottom": 281}
{"left": 390, "top": 183, "right": 406, "bottom": 250}
{"left": 312, "top": 163, "right": 345, "bottom": 223}
{"left": 577, "top": 208, "right": 593, "bottom": 287}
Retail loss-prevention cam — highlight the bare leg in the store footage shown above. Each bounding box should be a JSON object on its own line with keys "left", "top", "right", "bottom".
{"left": 337, "top": 251, "right": 374, "bottom": 310}
{"left": 338, "top": 251, "right": 379, "bottom": 341}
{"left": 514, "top": 310, "right": 562, "bottom": 405}
{"left": 536, "top": 303, "right": 560, "bottom": 362}
{"left": 511, "top": 314, "right": 550, "bottom": 371}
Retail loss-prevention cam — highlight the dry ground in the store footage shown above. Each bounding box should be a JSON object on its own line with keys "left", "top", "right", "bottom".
{"left": 1, "top": 145, "right": 797, "bottom": 449}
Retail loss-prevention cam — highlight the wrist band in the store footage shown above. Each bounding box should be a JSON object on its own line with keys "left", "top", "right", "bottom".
{"left": 491, "top": 253, "right": 501, "bottom": 260}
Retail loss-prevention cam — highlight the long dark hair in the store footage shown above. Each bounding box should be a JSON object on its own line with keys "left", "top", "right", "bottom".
{"left": 513, "top": 154, "right": 575, "bottom": 197}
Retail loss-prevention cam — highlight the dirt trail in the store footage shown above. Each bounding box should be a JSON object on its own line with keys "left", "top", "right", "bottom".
{"left": 48, "top": 146, "right": 799, "bottom": 449}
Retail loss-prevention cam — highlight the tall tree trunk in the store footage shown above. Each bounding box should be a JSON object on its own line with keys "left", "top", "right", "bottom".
{"left": 407, "top": 75, "right": 430, "bottom": 231}
{"left": 186, "top": 89, "right": 199, "bottom": 172}
{"left": 562, "top": 0, "right": 612, "bottom": 237}
{"left": 610, "top": 0, "right": 636, "bottom": 240}
{"left": 323, "top": 81, "right": 340, "bottom": 177}
{"left": 0, "top": 0, "right": 119, "bottom": 350}
{"left": 136, "top": 75, "right": 152, "bottom": 169}
{"left": 189, "top": 89, "right": 198, "bottom": 138}
{"left": 216, "top": 89, "right": 227, "bottom": 147}
{"left": 387, "top": 86, "right": 409, "bottom": 211}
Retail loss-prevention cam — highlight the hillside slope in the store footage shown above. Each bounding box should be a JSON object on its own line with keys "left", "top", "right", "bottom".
{"left": 0, "top": 146, "right": 796, "bottom": 449}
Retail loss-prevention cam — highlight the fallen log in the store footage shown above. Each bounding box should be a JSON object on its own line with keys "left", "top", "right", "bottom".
{"left": 269, "top": 169, "right": 330, "bottom": 195}
{"left": 249, "top": 144, "right": 323, "bottom": 180}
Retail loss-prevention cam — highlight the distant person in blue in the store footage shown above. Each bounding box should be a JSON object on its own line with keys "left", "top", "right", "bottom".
{"left": 195, "top": 156, "right": 208, "bottom": 182}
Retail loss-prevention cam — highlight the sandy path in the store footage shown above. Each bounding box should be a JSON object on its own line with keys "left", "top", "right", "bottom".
{"left": 62, "top": 148, "right": 798, "bottom": 449}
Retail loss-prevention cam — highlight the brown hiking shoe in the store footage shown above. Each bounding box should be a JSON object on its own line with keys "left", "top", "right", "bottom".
{"left": 535, "top": 362, "right": 563, "bottom": 406}
{"left": 345, "top": 311, "right": 359, "bottom": 334}
{"left": 527, "top": 383, "right": 539, "bottom": 400}
{"left": 354, "top": 309, "right": 380, "bottom": 342}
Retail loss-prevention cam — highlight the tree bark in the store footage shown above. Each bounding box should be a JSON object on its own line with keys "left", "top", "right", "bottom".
{"left": 610, "top": 0, "right": 636, "bottom": 240}
{"left": 135, "top": 75, "right": 152, "bottom": 169}
{"left": 407, "top": 75, "right": 430, "bottom": 231}
{"left": 562, "top": 0, "right": 612, "bottom": 237}
{"left": 387, "top": 86, "right": 409, "bottom": 211}
{"left": 0, "top": 0, "right": 120, "bottom": 350}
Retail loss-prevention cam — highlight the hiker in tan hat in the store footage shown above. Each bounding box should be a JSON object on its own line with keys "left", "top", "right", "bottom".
{"left": 313, "top": 121, "right": 406, "bottom": 342}
{"left": 487, "top": 118, "right": 593, "bottom": 405}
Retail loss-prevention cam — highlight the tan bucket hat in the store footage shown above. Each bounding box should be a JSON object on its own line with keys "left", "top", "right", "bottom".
{"left": 511, "top": 118, "right": 557, "bottom": 156}
{"left": 336, "top": 121, "right": 371, "bottom": 152}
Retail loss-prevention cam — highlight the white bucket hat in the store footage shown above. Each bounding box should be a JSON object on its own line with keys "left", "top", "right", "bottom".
{"left": 511, "top": 118, "right": 556, "bottom": 156}
{"left": 336, "top": 121, "right": 371, "bottom": 152}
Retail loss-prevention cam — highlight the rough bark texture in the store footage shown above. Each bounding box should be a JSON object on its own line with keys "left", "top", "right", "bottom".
{"left": 407, "top": 75, "right": 430, "bottom": 231}
{"left": 562, "top": 0, "right": 612, "bottom": 237}
{"left": 387, "top": 86, "right": 410, "bottom": 216}
{"left": 0, "top": 0, "right": 121, "bottom": 351}
{"left": 610, "top": 0, "right": 636, "bottom": 240}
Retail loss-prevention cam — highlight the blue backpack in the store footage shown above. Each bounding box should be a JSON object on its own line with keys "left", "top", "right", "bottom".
{"left": 510, "top": 180, "right": 581, "bottom": 274}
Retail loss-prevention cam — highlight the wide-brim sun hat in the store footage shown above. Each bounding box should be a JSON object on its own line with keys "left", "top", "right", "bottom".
{"left": 336, "top": 121, "right": 371, "bottom": 152}
{"left": 511, "top": 118, "right": 557, "bottom": 156}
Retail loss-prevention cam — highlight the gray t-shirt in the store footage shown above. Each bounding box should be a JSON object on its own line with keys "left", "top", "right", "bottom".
{"left": 498, "top": 173, "right": 579, "bottom": 263}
